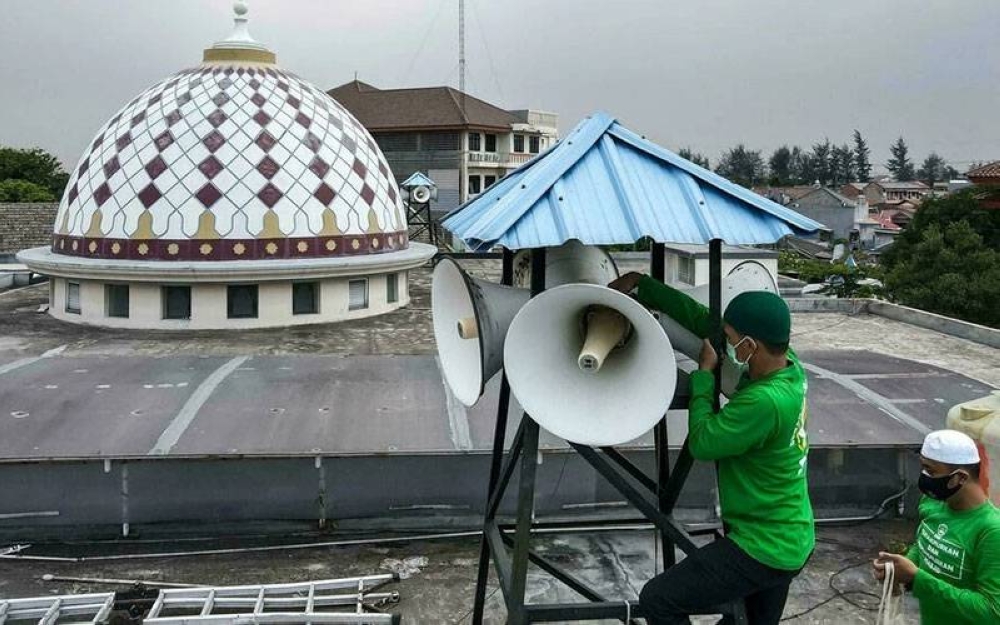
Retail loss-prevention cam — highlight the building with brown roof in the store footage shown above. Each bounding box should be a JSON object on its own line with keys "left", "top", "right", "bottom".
{"left": 862, "top": 180, "right": 931, "bottom": 206}
{"left": 328, "top": 80, "right": 558, "bottom": 215}
{"left": 966, "top": 161, "right": 1000, "bottom": 209}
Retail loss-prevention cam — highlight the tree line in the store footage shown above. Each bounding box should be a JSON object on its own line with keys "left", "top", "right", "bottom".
{"left": 0, "top": 146, "right": 70, "bottom": 202}
{"left": 679, "top": 133, "right": 961, "bottom": 189}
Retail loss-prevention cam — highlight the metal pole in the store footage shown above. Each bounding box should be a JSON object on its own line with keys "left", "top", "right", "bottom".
{"left": 471, "top": 248, "right": 516, "bottom": 625}
{"left": 649, "top": 241, "right": 674, "bottom": 570}
{"left": 507, "top": 248, "right": 547, "bottom": 624}
{"left": 709, "top": 240, "right": 723, "bottom": 409}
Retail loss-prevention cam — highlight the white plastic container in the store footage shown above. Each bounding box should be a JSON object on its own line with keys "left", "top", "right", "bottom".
{"left": 947, "top": 391, "right": 1000, "bottom": 505}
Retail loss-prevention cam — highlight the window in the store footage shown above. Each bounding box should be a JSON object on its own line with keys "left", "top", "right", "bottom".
{"left": 66, "top": 281, "right": 81, "bottom": 314}
{"left": 106, "top": 284, "right": 129, "bottom": 318}
{"left": 677, "top": 257, "right": 695, "bottom": 286}
{"left": 484, "top": 133, "right": 497, "bottom": 153}
{"left": 349, "top": 279, "right": 368, "bottom": 311}
{"left": 468, "top": 132, "right": 481, "bottom": 151}
{"left": 468, "top": 175, "right": 482, "bottom": 195}
{"left": 227, "top": 285, "right": 258, "bottom": 319}
{"left": 529, "top": 136, "right": 540, "bottom": 154}
{"left": 386, "top": 273, "right": 398, "bottom": 304}
{"left": 513, "top": 134, "right": 525, "bottom": 153}
{"left": 484, "top": 175, "right": 497, "bottom": 189}
{"left": 292, "top": 281, "right": 319, "bottom": 315}
{"left": 163, "top": 286, "right": 192, "bottom": 320}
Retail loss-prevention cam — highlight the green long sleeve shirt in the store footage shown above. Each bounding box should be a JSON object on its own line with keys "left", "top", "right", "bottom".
{"left": 635, "top": 275, "right": 815, "bottom": 571}
{"left": 904, "top": 497, "right": 1000, "bottom": 624}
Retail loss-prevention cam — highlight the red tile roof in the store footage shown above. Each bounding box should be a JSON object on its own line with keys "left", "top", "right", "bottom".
{"left": 967, "top": 161, "right": 1000, "bottom": 180}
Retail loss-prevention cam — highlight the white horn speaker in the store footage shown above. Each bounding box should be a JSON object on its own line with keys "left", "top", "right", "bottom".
{"left": 432, "top": 257, "right": 530, "bottom": 407}
{"left": 503, "top": 284, "right": 677, "bottom": 447}
{"left": 432, "top": 242, "right": 621, "bottom": 407}
{"left": 512, "top": 239, "right": 619, "bottom": 289}
{"left": 411, "top": 185, "right": 433, "bottom": 203}
{"left": 654, "top": 260, "right": 779, "bottom": 394}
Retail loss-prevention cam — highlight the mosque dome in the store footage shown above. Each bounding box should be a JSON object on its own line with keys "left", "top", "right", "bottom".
{"left": 19, "top": 1, "right": 436, "bottom": 330}
{"left": 51, "top": 2, "right": 408, "bottom": 262}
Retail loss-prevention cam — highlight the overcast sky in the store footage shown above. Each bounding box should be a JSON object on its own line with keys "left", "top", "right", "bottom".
{"left": 2, "top": 0, "right": 997, "bottom": 174}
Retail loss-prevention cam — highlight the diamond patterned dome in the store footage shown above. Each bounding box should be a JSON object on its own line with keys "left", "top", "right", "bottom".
{"left": 51, "top": 16, "right": 407, "bottom": 262}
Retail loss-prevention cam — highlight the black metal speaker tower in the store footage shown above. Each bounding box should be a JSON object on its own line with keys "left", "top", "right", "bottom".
{"left": 406, "top": 200, "right": 436, "bottom": 246}
{"left": 470, "top": 240, "right": 748, "bottom": 624}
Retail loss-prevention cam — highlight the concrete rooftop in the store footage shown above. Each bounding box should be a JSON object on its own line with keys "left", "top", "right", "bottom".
{"left": 0, "top": 522, "right": 920, "bottom": 624}
{"left": 0, "top": 259, "right": 997, "bottom": 460}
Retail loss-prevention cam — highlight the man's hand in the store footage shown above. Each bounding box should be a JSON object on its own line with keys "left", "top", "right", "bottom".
{"left": 608, "top": 272, "right": 643, "bottom": 294}
{"left": 698, "top": 338, "right": 719, "bottom": 371}
{"left": 873, "top": 552, "right": 918, "bottom": 586}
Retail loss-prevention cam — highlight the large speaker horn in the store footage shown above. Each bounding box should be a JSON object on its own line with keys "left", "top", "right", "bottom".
{"left": 503, "top": 284, "right": 677, "bottom": 447}
{"left": 432, "top": 241, "right": 620, "bottom": 407}
{"left": 432, "top": 258, "right": 530, "bottom": 407}
{"left": 655, "top": 260, "right": 779, "bottom": 394}
{"left": 512, "top": 239, "right": 619, "bottom": 289}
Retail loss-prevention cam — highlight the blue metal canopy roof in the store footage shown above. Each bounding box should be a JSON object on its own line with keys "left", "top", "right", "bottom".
{"left": 400, "top": 172, "right": 436, "bottom": 188}
{"left": 442, "top": 111, "right": 825, "bottom": 251}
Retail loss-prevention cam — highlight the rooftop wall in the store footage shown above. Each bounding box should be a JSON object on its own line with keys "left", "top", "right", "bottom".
{"left": 0, "top": 203, "right": 57, "bottom": 257}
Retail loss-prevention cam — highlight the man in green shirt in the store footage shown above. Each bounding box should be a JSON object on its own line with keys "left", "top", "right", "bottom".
{"left": 874, "top": 429, "right": 1000, "bottom": 624}
{"left": 609, "top": 272, "right": 814, "bottom": 625}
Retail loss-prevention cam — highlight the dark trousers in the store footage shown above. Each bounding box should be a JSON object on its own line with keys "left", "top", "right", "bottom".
{"left": 639, "top": 538, "right": 801, "bottom": 625}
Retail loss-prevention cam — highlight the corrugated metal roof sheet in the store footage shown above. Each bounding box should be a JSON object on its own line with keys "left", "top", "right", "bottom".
{"left": 442, "top": 112, "right": 825, "bottom": 251}
{"left": 401, "top": 172, "right": 436, "bottom": 188}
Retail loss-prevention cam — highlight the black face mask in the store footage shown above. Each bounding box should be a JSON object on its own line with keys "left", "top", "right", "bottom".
{"left": 918, "top": 470, "right": 964, "bottom": 501}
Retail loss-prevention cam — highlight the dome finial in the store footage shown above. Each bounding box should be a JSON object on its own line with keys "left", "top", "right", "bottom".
{"left": 203, "top": 0, "right": 275, "bottom": 63}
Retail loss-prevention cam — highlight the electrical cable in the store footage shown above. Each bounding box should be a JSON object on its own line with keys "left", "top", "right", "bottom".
{"left": 397, "top": 0, "right": 448, "bottom": 86}
{"left": 449, "top": 586, "right": 501, "bottom": 625}
{"left": 468, "top": 0, "right": 505, "bottom": 101}
{"left": 779, "top": 560, "right": 882, "bottom": 621}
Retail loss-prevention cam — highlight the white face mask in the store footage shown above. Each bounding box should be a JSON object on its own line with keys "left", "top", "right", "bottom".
{"left": 725, "top": 336, "right": 755, "bottom": 370}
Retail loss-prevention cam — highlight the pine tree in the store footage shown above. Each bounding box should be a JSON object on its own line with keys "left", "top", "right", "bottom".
{"left": 831, "top": 144, "right": 855, "bottom": 186}
{"left": 678, "top": 147, "right": 710, "bottom": 170}
{"left": 887, "top": 137, "right": 916, "bottom": 181}
{"left": 917, "top": 153, "right": 948, "bottom": 186}
{"left": 715, "top": 144, "right": 765, "bottom": 188}
{"left": 852, "top": 130, "right": 872, "bottom": 182}
{"left": 768, "top": 146, "right": 793, "bottom": 186}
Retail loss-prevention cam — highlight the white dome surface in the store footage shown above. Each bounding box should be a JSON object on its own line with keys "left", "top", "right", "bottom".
{"left": 53, "top": 59, "right": 408, "bottom": 261}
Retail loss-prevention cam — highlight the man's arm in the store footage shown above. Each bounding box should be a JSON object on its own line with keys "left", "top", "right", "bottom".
{"left": 911, "top": 528, "right": 1000, "bottom": 621}
{"left": 633, "top": 275, "right": 711, "bottom": 338}
{"left": 686, "top": 369, "right": 774, "bottom": 461}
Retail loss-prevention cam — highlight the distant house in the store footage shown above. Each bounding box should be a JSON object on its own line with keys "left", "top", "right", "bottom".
{"left": 757, "top": 185, "right": 856, "bottom": 240}
{"left": 328, "top": 80, "right": 558, "bottom": 214}
{"left": 840, "top": 182, "right": 867, "bottom": 200}
{"left": 966, "top": 161, "right": 1000, "bottom": 209}
{"left": 862, "top": 180, "right": 930, "bottom": 206}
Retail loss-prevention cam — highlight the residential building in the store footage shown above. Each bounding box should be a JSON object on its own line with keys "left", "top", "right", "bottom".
{"left": 757, "top": 185, "right": 856, "bottom": 240}
{"left": 966, "top": 161, "right": 1000, "bottom": 209}
{"left": 862, "top": 180, "right": 931, "bottom": 206}
{"left": 328, "top": 81, "right": 558, "bottom": 215}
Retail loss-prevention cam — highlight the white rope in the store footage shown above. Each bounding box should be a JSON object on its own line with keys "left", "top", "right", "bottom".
{"left": 624, "top": 599, "right": 631, "bottom": 622}
{"left": 877, "top": 561, "right": 904, "bottom": 625}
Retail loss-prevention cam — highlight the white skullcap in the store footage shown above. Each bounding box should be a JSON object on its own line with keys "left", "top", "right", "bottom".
{"left": 921, "top": 430, "right": 981, "bottom": 465}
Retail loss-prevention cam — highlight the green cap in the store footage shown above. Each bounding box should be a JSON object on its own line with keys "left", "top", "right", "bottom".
{"left": 723, "top": 291, "right": 791, "bottom": 345}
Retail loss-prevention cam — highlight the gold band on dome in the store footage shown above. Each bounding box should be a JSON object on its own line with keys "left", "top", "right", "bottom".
{"left": 203, "top": 47, "right": 276, "bottom": 64}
